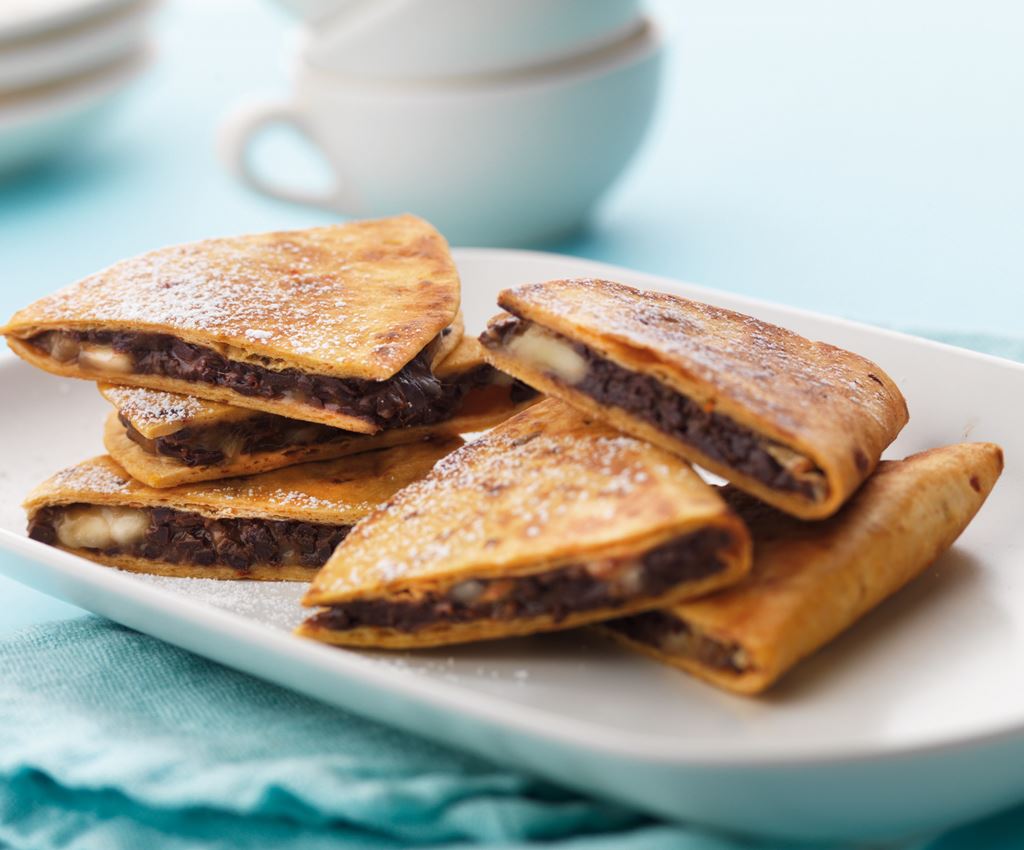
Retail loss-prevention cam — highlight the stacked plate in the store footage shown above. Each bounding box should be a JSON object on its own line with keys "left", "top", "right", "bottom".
{"left": 0, "top": 0, "right": 154, "bottom": 177}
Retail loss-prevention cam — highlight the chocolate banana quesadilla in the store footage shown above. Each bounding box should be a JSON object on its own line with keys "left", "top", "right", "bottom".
{"left": 298, "top": 398, "right": 752, "bottom": 648}
{"left": 25, "top": 439, "right": 461, "bottom": 580}
{"left": 480, "top": 279, "right": 909, "bottom": 519}
{"left": 2, "top": 214, "right": 465, "bottom": 434}
{"left": 99, "top": 338, "right": 537, "bottom": 487}
{"left": 605, "top": 442, "right": 1003, "bottom": 694}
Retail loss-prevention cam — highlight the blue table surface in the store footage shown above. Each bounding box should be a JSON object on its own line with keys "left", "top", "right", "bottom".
{"left": 1, "top": 0, "right": 1022, "bottom": 843}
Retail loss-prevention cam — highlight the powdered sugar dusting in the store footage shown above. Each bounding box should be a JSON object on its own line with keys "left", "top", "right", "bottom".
{"left": 103, "top": 385, "right": 204, "bottom": 428}
{"left": 314, "top": 400, "right": 717, "bottom": 595}
{"left": 135, "top": 574, "right": 308, "bottom": 630}
{"left": 268, "top": 489, "right": 363, "bottom": 512}
{"left": 52, "top": 242, "right": 331, "bottom": 343}
{"left": 503, "top": 278, "right": 906, "bottom": 437}
{"left": 12, "top": 217, "right": 458, "bottom": 377}
{"left": 178, "top": 440, "right": 457, "bottom": 522}
{"left": 49, "top": 460, "right": 132, "bottom": 495}
{"left": 198, "top": 484, "right": 369, "bottom": 516}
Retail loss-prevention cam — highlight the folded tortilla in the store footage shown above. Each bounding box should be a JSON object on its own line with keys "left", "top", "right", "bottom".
{"left": 603, "top": 442, "right": 1003, "bottom": 694}
{"left": 480, "top": 279, "right": 909, "bottom": 519}
{"left": 99, "top": 337, "right": 537, "bottom": 487}
{"left": 24, "top": 439, "right": 461, "bottom": 581}
{"left": 298, "top": 398, "right": 752, "bottom": 648}
{"left": 2, "top": 214, "right": 462, "bottom": 433}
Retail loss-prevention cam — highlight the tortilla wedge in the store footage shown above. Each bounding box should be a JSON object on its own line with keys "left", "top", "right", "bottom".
{"left": 99, "top": 338, "right": 536, "bottom": 487}
{"left": 480, "top": 279, "right": 908, "bottom": 519}
{"left": 604, "top": 442, "right": 1003, "bottom": 694}
{"left": 2, "top": 214, "right": 462, "bottom": 433}
{"left": 24, "top": 439, "right": 461, "bottom": 581}
{"left": 298, "top": 398, "right": 751, "bottom": 648}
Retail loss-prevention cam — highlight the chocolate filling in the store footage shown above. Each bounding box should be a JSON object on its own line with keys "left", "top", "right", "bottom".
{"left": 28, "top": 330, "right": 468, "bottom": 429}
{"left": 118, "top": 367, "right": 539, "bottom": 467}
{"left": 482, "top": 319, "right": 825, "bottom": 500}
{"left": 119, "top": 411, "right": 337, "bottom": 467}
{"left": 121, "top": 411, "right": 356, "bottom": 467}
{"left": 608, "top": 610, "right": 747, "bottom": 674}
{"left": 309, "top": 527, "right": 732, "bottom": 633}
{"left": 28, "top": 504, "right": 349, "bottom": 571}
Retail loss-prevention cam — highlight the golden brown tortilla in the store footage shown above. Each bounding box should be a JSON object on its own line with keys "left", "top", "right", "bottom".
{"left": 298, "top": 398, "right": 751, "bottom": 647}
{"left": 99, "top": 329, "right": 481, "bottom": 442}
{"left": 24, "top": 439, "right": 461, "bottom": 580}
{"left": 2, "top": 214, "right": 461, "bottom": 432}
{"left": 481, "top": 279, "right": 908, "bottom": 519}
{"left": 603, "top": 442, "right": 1003, "bottom": 694}
{"left": 99, "top": 337, "right": 535, "bottom": 487}
{"left": 99, "top": 384, "right": 252, "bottom": 439}
{"left": 102, "top": 387, "right": 533, "bottom": 488}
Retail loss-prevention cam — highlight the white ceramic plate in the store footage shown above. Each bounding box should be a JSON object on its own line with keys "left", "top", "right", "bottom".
{"left": 1, "top": 249, "right": 1023, "bottom": 843}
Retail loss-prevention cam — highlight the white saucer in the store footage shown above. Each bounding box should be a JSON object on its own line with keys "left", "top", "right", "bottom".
{"left": 0, "top": 49, "right": 150, "bottom": 177}
{"left": 0, "top": 0, "right": 140, "bottom": 46}
{"left": 0, "top": 0, "right": 153, "bottom": 94}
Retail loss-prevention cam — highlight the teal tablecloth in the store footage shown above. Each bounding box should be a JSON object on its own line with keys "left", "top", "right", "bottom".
{"left": 2, "top": 615, "right": 1021, "bottom": 850}
{"left": 1, "top": 1, "right": 1022, "bottom": 846}
{"left": 1, "top": 613, "right": 1024, "bottom": 850}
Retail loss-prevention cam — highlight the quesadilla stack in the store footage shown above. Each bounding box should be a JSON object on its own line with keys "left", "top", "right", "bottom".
{"left": 8, "top": 214, "right": 530, "bottom": 582}
{"left": 9, "top": 216, "right": 1007, "bottom": 702}
{"left": 2, "top": 214, "right": 465, "bottom": 433}
{"left": 99, "top": 338, "right": 536, "bottom": 488}
{"left": 605, "top": 442, "right": 1003, "bottom": 693}
{"left": 298, "top": 399, "right": 752, "bottom": 648}
{"left": 481, "top": 279, "right": 909, "bottom": 519}
{"left": 25, "top": 439, "right": 461, "bottom": 580}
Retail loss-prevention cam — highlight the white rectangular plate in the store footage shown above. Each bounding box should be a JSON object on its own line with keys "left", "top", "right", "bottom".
{"left": 3, "top": 249, "right": 1024, "bottom": 842}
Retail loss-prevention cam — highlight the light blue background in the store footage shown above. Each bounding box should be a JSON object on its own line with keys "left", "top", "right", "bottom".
{"left": 1, "top": 0, "right": 1021, "bottom": 842}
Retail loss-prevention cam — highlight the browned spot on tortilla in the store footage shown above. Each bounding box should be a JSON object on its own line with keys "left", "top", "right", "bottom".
{"left": 854, "top": 449, "right": 869, "bottom": 473}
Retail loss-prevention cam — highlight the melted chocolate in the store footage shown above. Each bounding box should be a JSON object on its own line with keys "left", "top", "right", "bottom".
{"left": 28, "top": 505, "right": 349, "bottom": 572}
{"left": 481, "top": 318, "right": 824, "bottom": 499}
{"left": 29, "top": 330, "right": 469, "bottom": 429}
{"left": 310, "top": 528, "right": 732, "bottom": 633}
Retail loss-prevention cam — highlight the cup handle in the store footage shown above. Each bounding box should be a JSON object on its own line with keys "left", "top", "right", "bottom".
{"left": 218, "top": 99, "right": 341, "bottom": 208}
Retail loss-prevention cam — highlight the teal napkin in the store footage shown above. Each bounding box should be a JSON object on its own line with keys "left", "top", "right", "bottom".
{"left": 0, "top": 617, "right": 839, "bottom": 850}
{"left": 4, "top": 612, "right": 1022, "bottom": 850}
{"left": 1, "top": 330, "right": 1021, "bottom": 850}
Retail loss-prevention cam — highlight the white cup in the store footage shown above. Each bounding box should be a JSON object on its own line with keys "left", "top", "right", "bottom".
{"left": 218, "top": 20, "right": 662, "bottom": 247}
{"left": 297, "top": 0, "right": 644, "bottom": 81}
